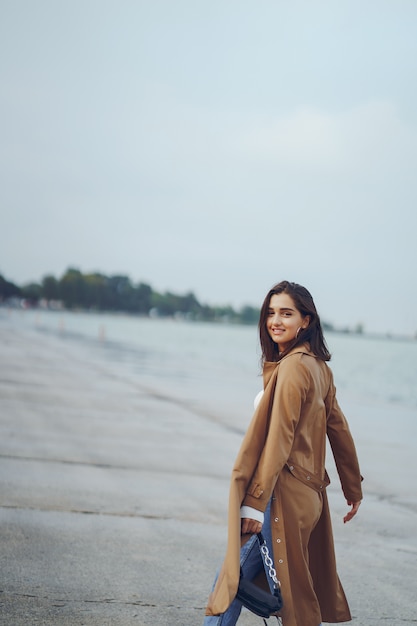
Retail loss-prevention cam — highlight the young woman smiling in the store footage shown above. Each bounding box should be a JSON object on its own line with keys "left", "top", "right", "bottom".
{"left": 266, "top": 292, "right": 310, "bottom": 354}
{"left": 204, "top": 281, "right": 363, "bottom": 626}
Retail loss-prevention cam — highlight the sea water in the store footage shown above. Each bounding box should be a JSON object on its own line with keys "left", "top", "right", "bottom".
{"left": 2, "top": 307, "right": 417, "bottom": 510}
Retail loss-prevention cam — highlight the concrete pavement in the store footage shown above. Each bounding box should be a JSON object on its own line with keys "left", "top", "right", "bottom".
{"left": 1, "top": 316, "right": 416, "bottom": 625}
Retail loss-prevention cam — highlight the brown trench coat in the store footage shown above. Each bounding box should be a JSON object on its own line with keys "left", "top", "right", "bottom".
{"left": 205, "top": 345, "right": 363, "bottom": 626}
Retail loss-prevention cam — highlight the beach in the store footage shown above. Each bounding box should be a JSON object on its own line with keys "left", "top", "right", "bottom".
{"left": 1, "top": 312, "right": 416, "bottom": 625}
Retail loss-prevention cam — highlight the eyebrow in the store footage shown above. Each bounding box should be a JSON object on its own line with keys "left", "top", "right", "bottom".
{"left": 268, "top": 307, "right": 295, "bottom": 312}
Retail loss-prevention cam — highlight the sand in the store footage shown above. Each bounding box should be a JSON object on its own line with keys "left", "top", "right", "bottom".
{"left": 0, "top": 316, "right": 416, "bottom": 625}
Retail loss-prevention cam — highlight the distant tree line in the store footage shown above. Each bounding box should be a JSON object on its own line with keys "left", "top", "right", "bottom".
{"left": 0, "top": 268, "right": 260, "bottom": 324}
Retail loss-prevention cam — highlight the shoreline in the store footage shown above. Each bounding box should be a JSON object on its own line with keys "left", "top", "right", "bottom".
{"left": 2, "top": 304, "right": 417, "bottom": 343}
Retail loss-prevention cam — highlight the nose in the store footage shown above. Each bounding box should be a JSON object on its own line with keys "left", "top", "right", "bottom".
{"left": 271, "top": 312, "right": 281, "bottom": 325}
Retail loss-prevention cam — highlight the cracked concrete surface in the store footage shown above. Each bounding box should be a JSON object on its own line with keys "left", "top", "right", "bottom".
{"left": 1, "top": 313, "right": 416, "bottom": 625}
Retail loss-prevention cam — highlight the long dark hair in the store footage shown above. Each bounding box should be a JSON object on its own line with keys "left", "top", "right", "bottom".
{"left": 259, "top": 280, "right": 331, "bottom": 362}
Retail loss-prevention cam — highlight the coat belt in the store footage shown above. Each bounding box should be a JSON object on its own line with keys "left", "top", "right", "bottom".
{"left": 286, "top": 461, "right": 330, "bottom": 492}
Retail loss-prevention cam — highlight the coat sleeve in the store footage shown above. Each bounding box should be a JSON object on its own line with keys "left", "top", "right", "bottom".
{"left": 242, "top": 355, "right": 311, "bottom": 512}
{"left": 325, "top": 376, "right": 363, "bottom": 503}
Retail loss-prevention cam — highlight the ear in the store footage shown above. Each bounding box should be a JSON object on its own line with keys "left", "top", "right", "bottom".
{"left": 302, "top": 315, "right": 311, "bottom": 329}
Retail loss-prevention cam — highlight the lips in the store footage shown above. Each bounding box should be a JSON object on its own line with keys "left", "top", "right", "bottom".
{"left": 270, "top": 328, "right": 284, "bottom": 337}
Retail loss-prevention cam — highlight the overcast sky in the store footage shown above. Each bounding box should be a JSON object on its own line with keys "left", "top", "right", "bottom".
{"left": 1, "top": 0, "right": 417, "bottom": 335}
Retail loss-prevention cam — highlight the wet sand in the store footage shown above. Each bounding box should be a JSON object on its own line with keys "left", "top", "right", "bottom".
{"left": 0, "top": 316, "right": 416, "bottom": 625}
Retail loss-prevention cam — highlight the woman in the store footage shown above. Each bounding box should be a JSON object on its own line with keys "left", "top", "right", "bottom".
{"left": 204, "top": 281, "right": 363, "bottom": 626}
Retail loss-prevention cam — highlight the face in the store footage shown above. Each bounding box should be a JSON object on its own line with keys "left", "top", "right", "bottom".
{"left": 266, "top": 292, "right": 309, "bottom": 353}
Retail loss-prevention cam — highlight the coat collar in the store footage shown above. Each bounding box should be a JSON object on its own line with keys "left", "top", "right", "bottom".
{"left": 262, "top": 343, "right": 316, "bottom": 387}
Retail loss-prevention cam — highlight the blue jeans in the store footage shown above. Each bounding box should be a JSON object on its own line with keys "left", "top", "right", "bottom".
{"left": 203, "top": 501, "right": 274, "bottom": 626}
{"left": 203, "top": 501, "right": 323, "bottom": 626}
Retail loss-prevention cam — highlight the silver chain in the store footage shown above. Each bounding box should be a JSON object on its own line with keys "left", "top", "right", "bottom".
{"left": 259, "top": 540, "right": 281, "bottom": 589}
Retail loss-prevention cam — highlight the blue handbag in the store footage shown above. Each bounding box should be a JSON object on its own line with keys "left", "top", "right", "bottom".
{"left": 236, "top": 532, "right": 283, "bottom": 623}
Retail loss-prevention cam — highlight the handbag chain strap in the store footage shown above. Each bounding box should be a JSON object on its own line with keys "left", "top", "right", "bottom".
{"left": 257, "top": 533, "right": 281, "bottom": 589}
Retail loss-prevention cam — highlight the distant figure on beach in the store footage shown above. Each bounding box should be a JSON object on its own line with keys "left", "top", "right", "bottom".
{"left": 203, "top": 281, "right": 363, "bottom": 626}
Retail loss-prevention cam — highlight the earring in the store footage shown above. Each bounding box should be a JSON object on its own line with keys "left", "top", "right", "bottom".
{"left": 296, "top": 327, "right": 302, "bottom": 339}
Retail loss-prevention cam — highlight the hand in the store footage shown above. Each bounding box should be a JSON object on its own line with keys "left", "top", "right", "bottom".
{"left": 343, "top": 500, "right": 361, "bottom": 523}
{"left": 241, "top": 517, "right": 263, "bottom": 535}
